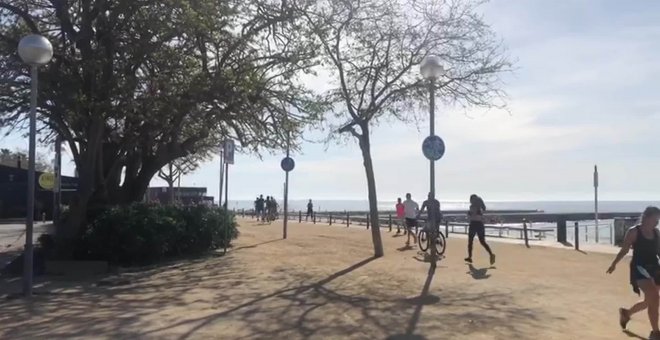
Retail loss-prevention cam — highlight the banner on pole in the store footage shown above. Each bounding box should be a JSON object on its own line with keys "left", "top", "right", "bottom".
{"left": 224, "top": 140, "right": 235, "bottom": 165}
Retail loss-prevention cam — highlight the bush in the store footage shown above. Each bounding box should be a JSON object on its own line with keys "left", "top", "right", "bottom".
{"left": 75, "top": 203, "right": 238, "bottom": 265}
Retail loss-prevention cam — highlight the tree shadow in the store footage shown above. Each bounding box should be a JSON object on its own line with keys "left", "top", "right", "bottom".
{"left": 0, "top": 246, "right": 561, "bottom": 339}
{"left": 232, "top": 239, "right": 282, "bottom": 251}
{"left": 466, "top": 264, "right": 492, "bottom": 280}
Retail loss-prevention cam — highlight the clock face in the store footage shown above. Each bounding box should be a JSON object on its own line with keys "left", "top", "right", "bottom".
{"left": 422, "top": 135, "right": 445, "bottom": 161}
{"left": 281, "top": 157, "right": 295, "bottom": 172}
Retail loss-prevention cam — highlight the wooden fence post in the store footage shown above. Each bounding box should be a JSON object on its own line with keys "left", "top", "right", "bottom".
{"left": 574, "top": 222, "right": 580, "bottom": 251}
{"left": 299, "top": 211, "right": 302, "bottom": 223}
{"left": 313, "top": 212, "right": 316, "bottom": 224}
{"left": 388, "top": 214, "right": 392, "bottom": 232}
{"left": 366, "top": 214, "right": 370, "bottom": 229}
{"left": 329, "top": 214, "right": 333, "bottom": 226}
{"left": 445, "top": 221, "right": 449, "bottom": 238}
{"left": 346, "top": 212, "right": 350, "bottom": 228}
{"left": 523, "top": 219, "right": 530, "bottom": 248}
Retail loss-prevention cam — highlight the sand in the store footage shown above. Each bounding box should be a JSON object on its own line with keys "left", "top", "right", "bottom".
{"left": 0, "top": 218, "right": 648, "bottom": 339}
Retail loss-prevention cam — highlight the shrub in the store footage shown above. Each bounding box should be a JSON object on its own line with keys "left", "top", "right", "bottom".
{"left": 75, "top": 203, "right": 238, "bottom": 265}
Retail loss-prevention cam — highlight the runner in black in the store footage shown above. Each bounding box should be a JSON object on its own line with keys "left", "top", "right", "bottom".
{"left": 464, "top": 194, "right": 495, "bottom": 265}
{"left": 607, "top": 206, "right": 660, "bottom": 340}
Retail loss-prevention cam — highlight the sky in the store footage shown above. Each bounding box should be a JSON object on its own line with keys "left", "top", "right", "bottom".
{"left": 2, "top": 0, "right": 660, "bottom": 203}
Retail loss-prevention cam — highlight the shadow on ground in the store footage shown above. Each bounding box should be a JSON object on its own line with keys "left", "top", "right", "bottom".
{"left": 0, "top": 247, "right": 559, "bottom": 340}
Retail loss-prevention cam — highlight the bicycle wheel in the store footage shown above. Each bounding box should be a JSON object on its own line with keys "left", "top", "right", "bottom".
{"left": 436, "top": 231, "right": 447, "bottom": 256}
{"left": 418, "top": 230, "right": 429, "bottom": 252}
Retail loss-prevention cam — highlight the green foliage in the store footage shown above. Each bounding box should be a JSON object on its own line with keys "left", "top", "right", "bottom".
{"left": 75, "top": 203, "right": 238, "bottom": 265}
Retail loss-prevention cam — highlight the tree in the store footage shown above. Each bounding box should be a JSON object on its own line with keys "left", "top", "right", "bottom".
{"left": 0, "top": 148, "right": 53, "bottom": 172}
{"left": 157, "top": 154, "right": 203, "bottom": 204}
{"left": 0, "top": 0, "right": 322, "bottom": 240}
{"left": 304, "top": 0, "right": 510, "bottom": 257}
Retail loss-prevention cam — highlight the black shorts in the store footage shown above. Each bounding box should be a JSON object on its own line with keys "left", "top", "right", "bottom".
{"left": 405, "top": 218, "right": 417, "bottom": 228}
{"left": 632, "top": 264, "right": 660, "bottom": 284}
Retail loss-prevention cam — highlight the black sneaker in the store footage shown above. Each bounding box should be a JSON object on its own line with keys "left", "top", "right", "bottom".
{"left": 490, "top": 254, "right": 496, "bottom": 265}
{"left": 619, "top": 308, "right": 630, "bottom": 329}
{"left": 464, "top": 257, "right": 473, "bottom": 263}
{"left": 649, "top": 331, "right": 660, "bottom": 340}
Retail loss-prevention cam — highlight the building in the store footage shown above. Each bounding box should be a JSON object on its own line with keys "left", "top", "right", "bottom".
{"left": 144, "top": 186, "right": 214, "bottom": 205}
{"left": 0, "top": 164, "right": 78, "bottom": 219}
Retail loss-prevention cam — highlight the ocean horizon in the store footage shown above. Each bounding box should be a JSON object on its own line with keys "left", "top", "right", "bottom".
{"left": 225, "top": 199, "right": 660, "bottom": 214}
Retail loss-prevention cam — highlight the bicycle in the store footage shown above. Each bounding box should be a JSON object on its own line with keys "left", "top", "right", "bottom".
{"left": 417, "top": 219, "right": 446, "bottom": 257}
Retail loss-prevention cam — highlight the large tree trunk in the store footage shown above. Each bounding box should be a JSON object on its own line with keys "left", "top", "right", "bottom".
{"left": 357, "top": 124, "right": 384, "bottom": 258}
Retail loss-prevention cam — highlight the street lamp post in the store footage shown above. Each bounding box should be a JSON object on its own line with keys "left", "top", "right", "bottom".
{"left": 281, "top": 133, "right": 295, "bottom": 239}
{"left": 420, "top": 55, "right": 445, "bottom": 196}
{"left": 420, "top": 55, "right": 446, "bottom": 263}
{"left": 18, "top": 34, "right": 54, "bottom": 297}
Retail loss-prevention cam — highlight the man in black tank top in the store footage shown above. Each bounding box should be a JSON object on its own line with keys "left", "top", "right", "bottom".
{"left": 607, "top": 206, "right": 660, "bottom": 340}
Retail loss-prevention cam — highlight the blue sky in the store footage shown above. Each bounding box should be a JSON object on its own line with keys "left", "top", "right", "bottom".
{"left": 3, "top": 0, "right": 660, "bottom": 202}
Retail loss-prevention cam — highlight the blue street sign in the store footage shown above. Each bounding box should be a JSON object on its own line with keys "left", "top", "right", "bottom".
{"left": 422, "top": 135, "right": 445, "bottom": 161}
{"left": 281, "top": 157, "right": 295, "bottom": 172}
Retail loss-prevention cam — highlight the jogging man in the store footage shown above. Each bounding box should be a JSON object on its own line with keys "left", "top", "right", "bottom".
{"left": 403, "top": 193, "right": 419, "bottom": 246}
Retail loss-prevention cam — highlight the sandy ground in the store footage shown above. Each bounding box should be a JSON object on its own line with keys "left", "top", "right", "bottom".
{"left": 0, "top": 218, "right": 649, "bottom": 340}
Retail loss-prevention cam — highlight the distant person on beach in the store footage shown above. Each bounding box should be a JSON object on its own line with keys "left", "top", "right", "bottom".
{"left": 256, "top": 195, "right": 265, "bottom": 221}
{"left": 465, "top": 194, "right": 496, "bottom": 265}
{"left": 264, "top": 196, "right": 271, "bottom": 221}
{"left": 403, "top": 193, "right": 419, "bottom": 246}
{"left": 395, "top": 198, "right": 405, "bottom": 235}
{"left": 607, "top": 206, "right": 660, "bottom": 339}
{"left": 306, "top": 199, "right": 314, "bottom": 221}
{"left": 418, "top": 192, "right": 442, "bottom": 246}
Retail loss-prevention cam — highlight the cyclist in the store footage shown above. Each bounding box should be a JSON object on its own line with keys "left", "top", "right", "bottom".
{"left": 403, "top": 193, "right": 419, "bottom": 246}
{"left": 418, "top": 192, "right": 442, "bottom": 246}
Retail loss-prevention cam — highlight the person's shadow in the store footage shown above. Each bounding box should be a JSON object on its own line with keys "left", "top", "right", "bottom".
{"left": 466, "top": 263, "right": 493, "bottom": 280}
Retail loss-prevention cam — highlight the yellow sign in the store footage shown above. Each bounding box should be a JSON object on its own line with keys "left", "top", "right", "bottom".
{"left": 39, "top": 173, "right": 55, "bottom": 190}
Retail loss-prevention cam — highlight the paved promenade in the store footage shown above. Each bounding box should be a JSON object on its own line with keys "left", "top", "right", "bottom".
{"left": 0, "top": 218, "right": 642, "bottom": 339}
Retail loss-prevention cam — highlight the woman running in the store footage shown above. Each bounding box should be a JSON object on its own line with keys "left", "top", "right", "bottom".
{"left": 464, "top": 194, "right": 495, "bottom": 265}
{"left": 607, "top": 206, "right": 660, "bottom": 339}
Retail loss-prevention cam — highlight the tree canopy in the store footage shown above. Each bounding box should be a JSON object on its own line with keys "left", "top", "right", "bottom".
{"left": 303, "top": 0, "right": 511, "bottom": 257}
{"left": 0, "top": 0, "right": 323, "bottom": 236}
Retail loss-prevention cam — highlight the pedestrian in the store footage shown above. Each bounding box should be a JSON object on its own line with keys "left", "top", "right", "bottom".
{"left": 306, "top": 199, "right": 314, "bottom": 222}
{"left": 256, "top": 195, "right": 265, "bottom": 221}
{"left": 395, "top": 198, "right": 405, "bottom": 235}
{"left": 403, "top": 193, "right": 419, "bottom": 246}
{"left": 418, "top": 191, "right": 442, "bottom": 236}
{"left": 608, "top": 206, "right": 660, "bottom": 340}
{"left": 464, "top": 194, "right": 495, "bottom": 265}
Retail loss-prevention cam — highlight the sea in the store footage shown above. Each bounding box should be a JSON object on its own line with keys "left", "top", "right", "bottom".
{"left": 227, "top": 199, "right": 660, "bottom": 214}
{"left": 229, "top": 199, "right": 660, "bottom": 246}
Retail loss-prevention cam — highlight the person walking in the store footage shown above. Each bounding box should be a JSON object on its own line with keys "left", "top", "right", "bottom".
{"left": 395, "top": 198, "right": 405, "bottom": 235}
{"left": 403, "top": 193, "right": 419, "bottom": 246}
{"left": 306, "top": 199, "right": 314, "bottom": 222}
{"left": 608, "top": 206, "right": 660, "bottom": 340}
{"left": 464, "top": 194, "right": 495, "bottom": 265}
{"left": 256, "top": 195, "right": 266, "bottom": 222}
